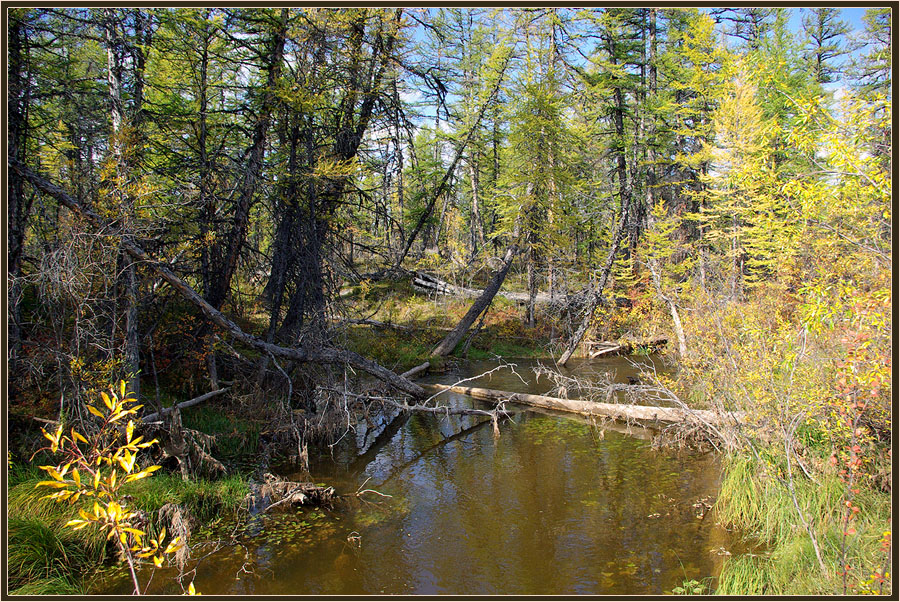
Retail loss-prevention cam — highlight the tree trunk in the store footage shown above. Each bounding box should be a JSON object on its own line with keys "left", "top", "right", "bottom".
{"left": 206, "top": 9, "right": 287, "bottom": 311}
{"left": 557, "top": 193, "right": 631, "bottom": 366}
{"left": 423, "top": 384, "right": 743, "bottom": 425}
{"left": 9, "top": 161, "right": 429, "bottom": 400}
{"left": 105, "top": 9, "right": 141, "bottom": 401}
{"left": 431, "top": 229, "right": 520, "bottom": 357}
{"left": 7, "top": 11, "right": 31, "bottom": 400}
{"left": 558, "top": 29, "right": 633, "bottom": 367}
{"left": 392, "top": 52, "right": 510, "bottom": 271}
{"left": 469, "top": 152, "right": 485, "bottom": 257}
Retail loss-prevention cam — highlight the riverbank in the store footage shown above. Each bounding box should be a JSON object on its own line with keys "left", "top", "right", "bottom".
{"left": 7, "top": 462, "right": 249, "bottom": 595}
{"left": 6, "top": 278, "right": 891, "bottom": 596}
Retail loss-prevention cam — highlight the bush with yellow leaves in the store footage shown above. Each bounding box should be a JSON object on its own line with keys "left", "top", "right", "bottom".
{"left": 36, "top": 380, "right": 199, "bottom": 595}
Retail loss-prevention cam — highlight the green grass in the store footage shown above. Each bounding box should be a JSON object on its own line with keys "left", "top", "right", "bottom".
{"left": 715, "top": 453, "right": 892, "bottom": 595}
{"left": 124, "top": 472, "right": 249, "bottom": 523}
{"left": 7, "top": 478, "right": 108, "bottom": 595}
{"left": 7, "top": 467, "right": 250, "bottom": 595}
{"left": 180, "top": 405, "right": 263, "bottom": 459}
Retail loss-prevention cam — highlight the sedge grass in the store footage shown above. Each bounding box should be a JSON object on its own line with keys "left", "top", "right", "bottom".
{"left": 715, "top": 453, "right": 892, "bottom": 595}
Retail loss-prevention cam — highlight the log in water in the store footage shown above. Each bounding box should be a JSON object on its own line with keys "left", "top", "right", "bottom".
{"left": 422, "top": 383, "right": 744, "bottom": 425}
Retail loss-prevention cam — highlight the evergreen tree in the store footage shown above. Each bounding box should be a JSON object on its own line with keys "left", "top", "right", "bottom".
{"left": 801, "top": 7, "right": 851, "bottom": 84}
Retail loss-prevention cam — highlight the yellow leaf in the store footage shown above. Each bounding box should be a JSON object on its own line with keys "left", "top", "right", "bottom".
{"left": 42, "top": 428, "right": 58, "bottom": 447}
{"left": 87, "top": 405, "right": 105, "bottom": 419}
{"left": 120, "top": 380, "right": 126, "bottom": 399}
{"left": 153, "top": 555, "right": 163, "bottom": 568}
{"left": 101, "top": 392, "right": 113, "bottom": 410}
{"left": 35, "top": 480, "right": 69, "bottom": 489}
{"left": 72, "top": 429, "right": 88, "bottom": 444}
{"left": 72, "top": 469, "right": 81, "bottom": 486}
{"left": 188, "top": 581, "right": 199, "bottom": 595}
{"left": 126, "top": 420, "right": 135, "bottom": 443}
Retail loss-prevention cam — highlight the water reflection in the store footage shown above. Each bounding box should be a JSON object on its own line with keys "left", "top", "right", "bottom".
{"left": 96, "top": 357, "right": 735, "bottom": 595}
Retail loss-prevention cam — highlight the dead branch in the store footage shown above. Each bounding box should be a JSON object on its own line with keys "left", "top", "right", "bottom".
{"left": 141, "top": 388, "right": 230, "bottom": 423}
{"left": 9, "top": 160, "right": 426, "bottom": 400}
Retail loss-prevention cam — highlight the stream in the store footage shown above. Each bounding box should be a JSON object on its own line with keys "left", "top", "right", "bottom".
{"left": 95, "top": 356, "right": 741, "bottom": 595}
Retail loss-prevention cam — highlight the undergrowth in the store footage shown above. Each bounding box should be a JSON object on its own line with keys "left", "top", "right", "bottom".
{"left": 7, "top": 466, "right": 249, "bottom": 595}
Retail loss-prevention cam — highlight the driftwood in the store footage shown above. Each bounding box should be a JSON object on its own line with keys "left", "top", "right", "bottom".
{"left": 252, "top": 473, "right": 336, "bottom": 512}
{"left": 141, "top": 388, "right": 230, "bottom": 423}
{"left": 422, "top": 383, "right": 744, "bottom": 426}
{"left": 10, "top": 160, "right": 427, "bottom": 400}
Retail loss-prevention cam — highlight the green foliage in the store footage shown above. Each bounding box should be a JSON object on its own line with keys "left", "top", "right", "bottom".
{"left": 671, "top": 578, "right": 709, "bottom": 595}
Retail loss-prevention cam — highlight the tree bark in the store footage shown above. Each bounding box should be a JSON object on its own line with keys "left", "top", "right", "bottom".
{"left": 9, "top": 161, "right": 428, "bottom": 400}
{"left": 431, "top": 233, "right": 520, "bottom": 357}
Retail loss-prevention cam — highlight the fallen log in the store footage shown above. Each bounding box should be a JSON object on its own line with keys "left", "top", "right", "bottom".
{"left": 589, "top": 344, "right": 622, "bottom": 358}
{"left": 342, "top": 318, "right": 411, "bottom": 331}
{"left": 413, "top": 271, "right": 557, "bottom": 305}
{"left": 585, "top": 337, "right": 668, "bottom": 359}
{"left": 141, "top": 387, "right": 230, "bottom": 423}
{"left": 401, "top": 362, "right": 431, "bottom": 379}
{"left": 422, "top": 383, "right": 743, "bottom": 426}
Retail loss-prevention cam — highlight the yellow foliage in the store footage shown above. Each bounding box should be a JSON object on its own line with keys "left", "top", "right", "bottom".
{"left": 36, "top": 381, "right": 198, "bottom": 595}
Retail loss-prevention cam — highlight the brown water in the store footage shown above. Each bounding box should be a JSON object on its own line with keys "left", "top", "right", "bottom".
{"left": 95, "top": 357, "right": 738, "bottom": 595}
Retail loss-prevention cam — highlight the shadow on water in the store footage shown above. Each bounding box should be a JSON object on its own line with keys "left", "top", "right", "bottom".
{"left": 94, "top": 356, "right": 741, "bottom": 596}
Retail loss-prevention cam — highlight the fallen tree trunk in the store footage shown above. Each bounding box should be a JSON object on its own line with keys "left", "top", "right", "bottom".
{"left": 10, "top": 160, "right": 427, "bottom": 400}
{"left": 422, "top": 383, "right": 743, "bottom": 426}
{"left": 401, "top": 362, "right": 431, "bottom": 379}
{"left": 413, "top": 271, "right": 556, "bottom": 305}
{"left": 431, "top": 239, "right": 519, "bottom": 357}
{"left": 589, "top": 344, "right": 622, "bottom": 358}
{"left": 557, "top": 192, "right": 632, "bottom": 367}
{"left": 141, "top": 387, "right": 230, "bottom": 423}
{"left": 586, "top": 337, "right": 667, "bottom": 358}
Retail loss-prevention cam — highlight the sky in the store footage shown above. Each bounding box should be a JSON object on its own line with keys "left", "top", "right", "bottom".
{"left": 401, "top": 7, "right": 883, "bottom": 126}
